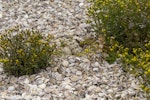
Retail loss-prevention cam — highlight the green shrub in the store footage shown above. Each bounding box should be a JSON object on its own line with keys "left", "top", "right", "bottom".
{"left": 0, "top": 27, "right": 56, "bottom": 77}
{"left": 87, "top": 0, "right": 150, "bottom": 96}
{"left": 87, "top": 0, "right": 150, "bottom": 50}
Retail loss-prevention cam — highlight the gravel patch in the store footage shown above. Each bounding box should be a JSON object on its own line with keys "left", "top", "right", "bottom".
{"left": 0, "top": 0, "right": 147, "bottom": 100}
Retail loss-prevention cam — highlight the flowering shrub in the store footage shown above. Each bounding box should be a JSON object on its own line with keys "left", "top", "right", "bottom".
{"left": 120, "top": 41, "right": 150, "bottom": 94}
{"left": 87, "top": 0, "right": 150, "bottom": 96}
{"left": 87, "top": 0, "right": 150, "bottom": 50}
{"left": 104, "top": 40, "right": 150, "bottom": 97}
{"left": 0, "top": 27, "right": 56, "bottom": 77}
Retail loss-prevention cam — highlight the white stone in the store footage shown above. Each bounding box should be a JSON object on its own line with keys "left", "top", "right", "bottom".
{"left": 88, "top": 86, "right": 96, "bottom": 91}
{"left": 24, "top": 78, "right": 30, "bottom": 84}
{"left": 24, "top": 95, "right": 32, "bottom": 100}
{"left": 127, "top": 88, "right": 136, "bottom": 96}
{"left": 93, "top": 68, "right": 99, "bottom": 72}
{"left": 36, "top": 78, "right": 44, "bottom": 85}
{"left": 64, "top": 85, "right": 72, "bottom": 90}
{"left": 79, "top": 3, "right": 84, "bottom": 7}
{"left": 44, "top": 87, "right": 51, "bottom": 93}
{"left": 107, "top": 89, "right": 113, "bottom": 93}
{"left": 55, "top": 72, "right": 63, "bottom": 81}
{"left": 22, "top": 93, "right": 27, "bottom": 98}
{"left": 83, "top": 58, "right": 90, "bottom": 63}
{"left": 62, "top": 47, "right": 72, "bottom": 55}
{"left": 38, "top": 84, "right": 46, "bottom": 89}
{"left": 62, "top": 60, "right": 69, "bottom": 67}
{"left": 0, "top": 67, "right": 3, "bottom": 73}
{"left": 66, "top": 68, "right": 71, "bottom": 73}
{"left": 76, "top": 71, "right": 82, "bottom": 76}
{"left": 121, "top": 91, "right": 128, "bottom": 98}
{"left": 98, "top": 93, "right": 105, "bottom": 97}
{"left": 33, "top": 96, "right": 41, "bottom": 100}
{"left": 9, "top": 95, "right": 22, "bottom": 100}
{"left": 0, "top": 15, "right": 1, "bottom": 19}
{"left": 70, "top": 75, "right": 80, "bottom": 82}
{"left": 28, "top": 84, "right": 37, "bottom": 91}
{"left": 94, "top": 62, "right": 100, "bottom": 67}
{"left": 8, "top": 86, "right": 15, "bottom": 91}
{"left": 38, "top": 92, "right": 45, "bottom": 96}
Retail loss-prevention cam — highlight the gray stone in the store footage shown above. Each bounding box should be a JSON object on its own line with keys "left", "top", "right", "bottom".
{"left": 72, "top": 47, "right": 82, "bottom": 54}
{"left": 0, "top": 75, "right": 2, "bottom": 82}
{"left": 55, "top": 72, "right": 63, "bottom": 81}
{"left": 8, "top": 86, "right": 15, "bottom": 91}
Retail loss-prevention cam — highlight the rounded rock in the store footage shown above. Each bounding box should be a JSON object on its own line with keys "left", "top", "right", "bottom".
{"left": 8, "top": 86, "right": 15, "bottom": 91}
{"left": 62, "top": 60, "right": 69, "bottom": 67}
{"left": 38, "top": 84, "right": 46, "bottom": 89}
{"left": 62, "top": 47, "right": 72, "bottom": 55}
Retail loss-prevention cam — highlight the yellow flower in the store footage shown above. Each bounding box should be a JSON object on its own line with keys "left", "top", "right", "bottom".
{"left": 102, "top": 28, "right": 106, "bottom": 33}
{"left": 38, "top": 39, "right": 48, "bottom": 44}
{"left": 124, "top": 48, "right": 129, "bottom": 52}
{"left": 0, "top": 59, "right": 9, "bottom": 63}
{"left": 15, "top": 59, "right": 19, "bottom": 64}
{"left": 110, "top": 48, "right": 113, "bottom": 51}
{"left": 131, "top": 56, "right": 137, "bottom": 62}
{"left": 31, "top": 59, "right": 34, "bottom": 62}
{"left": 33, "top": 54, "right": 37, "bottom": 57}
{"left": 105, "top": 15, "right": 108, "bottom": 18}
{"left": 137, "top": 9, "right": 141, "bottom": 12}
{"left": 133, "top": 48, "right": 137, "bottom": 53}
{"left": 84, "top": 48, "right": 90, "bottom": 53}
{"left": 17, "top": 49, "right": 23, "bottom": 53}
{"left": 144, "top": 71, "right": 148, "bottom": 75}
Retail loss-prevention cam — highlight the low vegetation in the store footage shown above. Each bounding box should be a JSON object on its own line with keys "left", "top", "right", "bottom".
{"left": 0, "top": 27, "right": 56, "bottom": 77}
{"left": 87, "top": 0, "right": 150, "bottom": 97}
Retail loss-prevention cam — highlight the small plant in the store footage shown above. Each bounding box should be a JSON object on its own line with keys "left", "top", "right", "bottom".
{"left": 77, "top": 36, "right": 104, "bottom": 57}
{"left": 0, "top": 27, "right": 56, "bottom": 77}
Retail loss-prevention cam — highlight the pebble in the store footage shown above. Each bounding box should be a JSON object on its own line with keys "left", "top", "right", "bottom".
{"left": 55, "top": 72, "right": 63, "bottom": 81}
{"left": 0, "top": 67, "right": 3, "bottom": 73}
{"left": 76, "top": 71, "right": 82, "bottom": 76}
{"left": 79, "top": 3, "right": 84, "bottom": 7}
{"left": 8, "top": 86, "right": 15, "bottom": 91}
{"left": 38, "top": 84, "right": 46, "bottom": 89}
{"left": 62, "top": 47, "right": 72, "bottom": 55}
{"left": 94, "top": 62, "right": 100, "bottom": 67}
{"left": 70, "top": 75, "right": 80, "bottom": 82}
{"left": 24, "top": 78, "right": 30, "bottom": 84}
{"left": 93, "top": 68, "right": 99, "bottom": 72}
{"left": 62, "top": 60, "right": 69, "bottom": 67}
{"left": 98, "top": 93, "right": 106, "bottom": 97}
